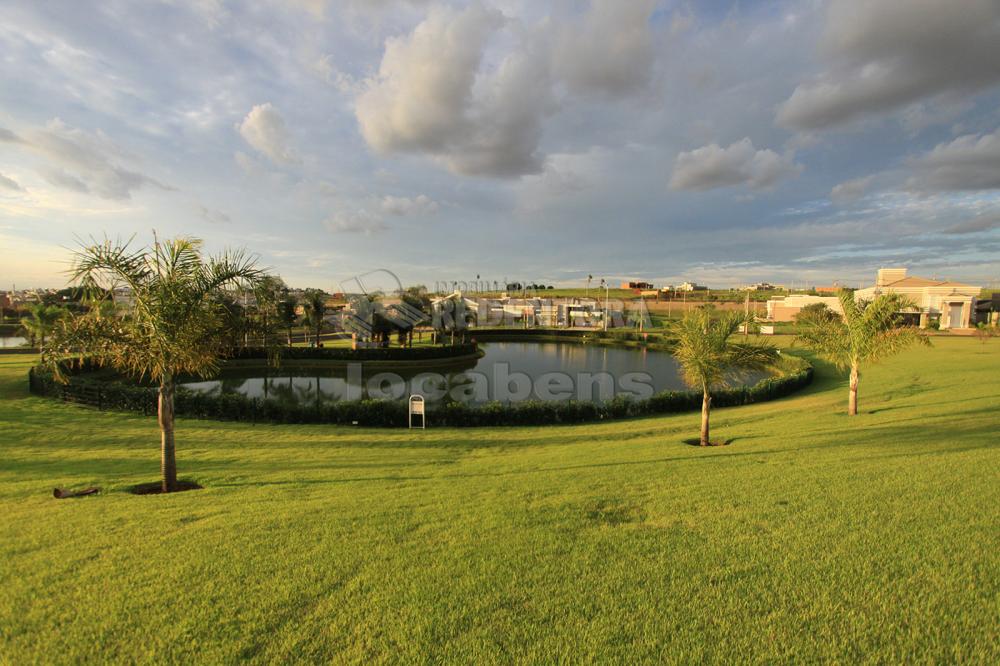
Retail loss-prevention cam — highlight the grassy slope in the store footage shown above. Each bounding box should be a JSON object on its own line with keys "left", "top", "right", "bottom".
{"left": 0, "top": 340, "right": 998, "bottom": 663}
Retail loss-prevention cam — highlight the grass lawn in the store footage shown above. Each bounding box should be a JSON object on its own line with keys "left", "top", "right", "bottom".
{"left": 0, "top": 339, "right": 998, "bottom": 662}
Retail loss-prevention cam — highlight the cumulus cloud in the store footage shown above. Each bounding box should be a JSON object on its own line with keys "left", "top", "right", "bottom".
{"left": 325, "top": 210, "right": 388, "bottom": 234}
{"left": 906, "top": 129, "right": 1000, "bottom": 192}
{"left": 777, "top": 0, "right": 1000, "bottom": 130}
{"left": 356, "top": 6, "right": 504, "bottom": 157}
{"left": 669, "top": 138, "right": 802, "bottom": 191}
{"left": 551, "top": 0, "right": 658, "bottom": 97}
{"left": 830, "top": 176, "right": 873, "bottom": 205}
{"left": 238, "top": 103, "right": 300, "bottom": 165}
{"left": 0, "top": 120, "right": 171, "bottom": 200}
{"left": 356, "top": 1, "right": 658, "bottom": 178}
{"left": 381, "top": 194, "right": 438, "bottom": 215}
{"left": 356, "top": 5, "right": 552, "bottom": 178}
{"left": 0, "top": 172, "right": 24, "bottom": 192}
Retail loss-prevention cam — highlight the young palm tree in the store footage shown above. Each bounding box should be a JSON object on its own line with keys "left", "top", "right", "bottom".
{"left": 20, "top": 303, "right": 65, "bottom": 347}
{"left": 301, "top": 288, "right": 326, "bottom": 347}
{"left": 796, "top": 289, "right": 928, "bottom": 416}
{"left": 672, "top": 309, "right": 778, "bottom": 446}
{"left": 43, "top": 236, "right": 268, "bottom": 492}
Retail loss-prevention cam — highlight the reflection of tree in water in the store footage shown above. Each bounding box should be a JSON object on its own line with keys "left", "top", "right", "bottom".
{"left": 200, "top": 376, "right": 251, "bottom": 397}
{"left": 264, "top": 377, "right": 298, "bottom": 405}
{"left": 256, "top": 376, "right": 332, "bottom": 407}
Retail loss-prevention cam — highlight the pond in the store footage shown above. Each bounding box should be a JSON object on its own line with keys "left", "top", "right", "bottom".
{"left": 179, "top": 341, "right": 770, "bottom": 405}
{"left": 0, "top": 336, "right": 27, "bottom": 348}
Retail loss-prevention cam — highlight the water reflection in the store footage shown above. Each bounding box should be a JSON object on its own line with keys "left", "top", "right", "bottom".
{"left": 180, "top": 342, "right": 768, "bottom": 405}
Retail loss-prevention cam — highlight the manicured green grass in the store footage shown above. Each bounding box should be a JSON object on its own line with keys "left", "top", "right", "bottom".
{"left": 1, "top": 339, "right": 998, "bottom": 663}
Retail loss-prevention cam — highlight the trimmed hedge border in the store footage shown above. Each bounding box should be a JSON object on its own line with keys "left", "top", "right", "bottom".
{"left": 0, "top": 323, "right": 22, "bottom": 336}
{"left": 28, "top": 350, "right": 813, "bottom": 428}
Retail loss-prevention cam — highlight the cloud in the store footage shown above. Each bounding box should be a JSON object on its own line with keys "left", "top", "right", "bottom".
{"left": 198, "top": 204, "right": 231, "bottom": 224}
{"left": 669, "top": 138, "right": 802, "bottom": 191}
{"left": 40, "top": 167, "right": 90, "bottom": 193}
{"left": 238, "top": 103, "right": 300, "bottom": 165}
{"left": 314, "top": 55, "right": 363, "bottom": 94}
{"left": 830, "top": 176, "right": 873, "bottom": 205}
{"left": 354, "top": 1, "right": 666, "bottom": 179}
{"left": 1, "top": 120, "right": 171, "bottom": 200}
{"left": 381, "top": 194, "right": 438, "bottom": 215}
{"left": 0, "top": 128, "right": 26, "bottom": 144}
{"left": 551, "top": 0, "right": 658, "bottom": 97}
{"left": 324, "top": 210, "right": 388, "bottom": 234}
{"left": 906, "top": 129, "right": 1000, "bottom": 192}
{"left": 356, "top": 4, "right": 551, "bottom": 178}
{"left": 0, "top": 172, "right": 24, "bottom": 192}
{"left": 943, "top": 213, "right": 1000, "bottom": 235}
{"left": 777, "top": 0, "right": 1000, "bottom": 130}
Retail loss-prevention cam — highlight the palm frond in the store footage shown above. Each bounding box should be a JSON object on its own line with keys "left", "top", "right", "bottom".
{"left": 670, "top": 309, "right": 777, "bottom": 391}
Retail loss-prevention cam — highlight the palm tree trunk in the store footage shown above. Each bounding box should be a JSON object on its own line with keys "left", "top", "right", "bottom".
{"left": 700, "top": 388, "right": 711, "bottom": 446}
{"left": 848, "top": 362, "right": 859, "bottom": 416}
{"left": 159, "top": 377, "right": 178, "bottom": 492}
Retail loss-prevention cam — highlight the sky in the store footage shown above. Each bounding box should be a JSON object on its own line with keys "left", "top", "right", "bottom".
{"left": 1, "top": 0, "right": 999, "bottom": 292}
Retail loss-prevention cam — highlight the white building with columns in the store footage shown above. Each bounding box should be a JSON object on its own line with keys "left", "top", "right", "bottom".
{"left": 855, "top": 268, "right": 979, "bottom": 329}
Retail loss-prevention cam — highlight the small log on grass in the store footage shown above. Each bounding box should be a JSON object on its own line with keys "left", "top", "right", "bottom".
{"left": 53, "top": 487, "right": 100, "bottom": 499}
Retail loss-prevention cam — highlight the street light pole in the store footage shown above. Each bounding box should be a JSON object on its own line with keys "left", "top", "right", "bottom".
{"left": 603, "top": 279, "right": 609, "bottom": 331}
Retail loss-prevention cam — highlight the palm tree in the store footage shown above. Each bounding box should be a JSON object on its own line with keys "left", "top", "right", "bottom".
{"left": 247, "top": 275, "right": 286, "bottom": 347}
{"left": 277, "top": 291, "right": 298, "bottom": 346}
{"left": 43, "top": 236, "right": 268, "bottom": 492}
{"left": 672, "top": 308, "right": 778, "bottom": 446}
{"left": 301, "top": 289, "right": 326, "bottom": 347}
{"left": 796, "top": 289, "right": 928, "bottom": 416}
{"left": 20, "top": 303, "right": 65, "bottom": 347}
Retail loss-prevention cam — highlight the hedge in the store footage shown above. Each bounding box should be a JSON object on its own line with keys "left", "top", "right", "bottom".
{"left": 28, "top": 354, "right": 812, "bottom": 428}
{"left": 226, "top": 343, "right": 479, "bottom": 363}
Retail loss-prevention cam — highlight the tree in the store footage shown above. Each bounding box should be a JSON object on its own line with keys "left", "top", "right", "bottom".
{"left": 974, "top": 322, "right": 999, "bottom": 347}
{"left": 671, "top": 309, "right": 778, "bottom": 446}
{"left": 251, "top": 275, "right": 287, "bottom": 347}
{"left": 794, "top": 302, "right": 840, "bottom": 326}
{"left": 43, "top": 236, "right": 268, "bottom": 492}
{"left": 796, "top": 289, "right": 929, "bottom": 416}
{"left": 277, "top": 291, "right": 299, "bottom": 346}
{"left": 20, "top": 303, "right": 65, "bottom": 347}
{"left": 302, "top": 289, "right": 327, "bottom": 347}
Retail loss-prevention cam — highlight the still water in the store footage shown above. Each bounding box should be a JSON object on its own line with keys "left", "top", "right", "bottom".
{"left": 180, "top": 341, "right": 767, "bottom": 404}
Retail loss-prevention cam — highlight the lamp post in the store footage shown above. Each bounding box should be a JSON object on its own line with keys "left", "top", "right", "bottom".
{"left": 602, "top": 278, "right": 609, "bottom": 331}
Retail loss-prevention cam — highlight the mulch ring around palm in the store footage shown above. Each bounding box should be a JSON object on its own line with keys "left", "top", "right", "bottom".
{"left": 129, "top": 480, "right": 203, "bottom": 495}
{"left": 683, "top": 438, "right": 735, "bottom": 447}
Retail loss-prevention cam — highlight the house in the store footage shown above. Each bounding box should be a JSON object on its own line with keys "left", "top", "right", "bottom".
{"left": 814, "top": 286, "right": 841, "bottom": 295}
{"left": 620, "top": 281, "right": 654, "bottom": 290}
{"left": 854, "top": 268, "right": 980, "bottom": 329}
{"left": 973, "top": 293, "right": 999, "bottom": 326}
{"left": 675, "top": 281, "right": 708, "bottom": 292}
{"left": 766, "top": 295, "right": 844, "bottom": 322}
